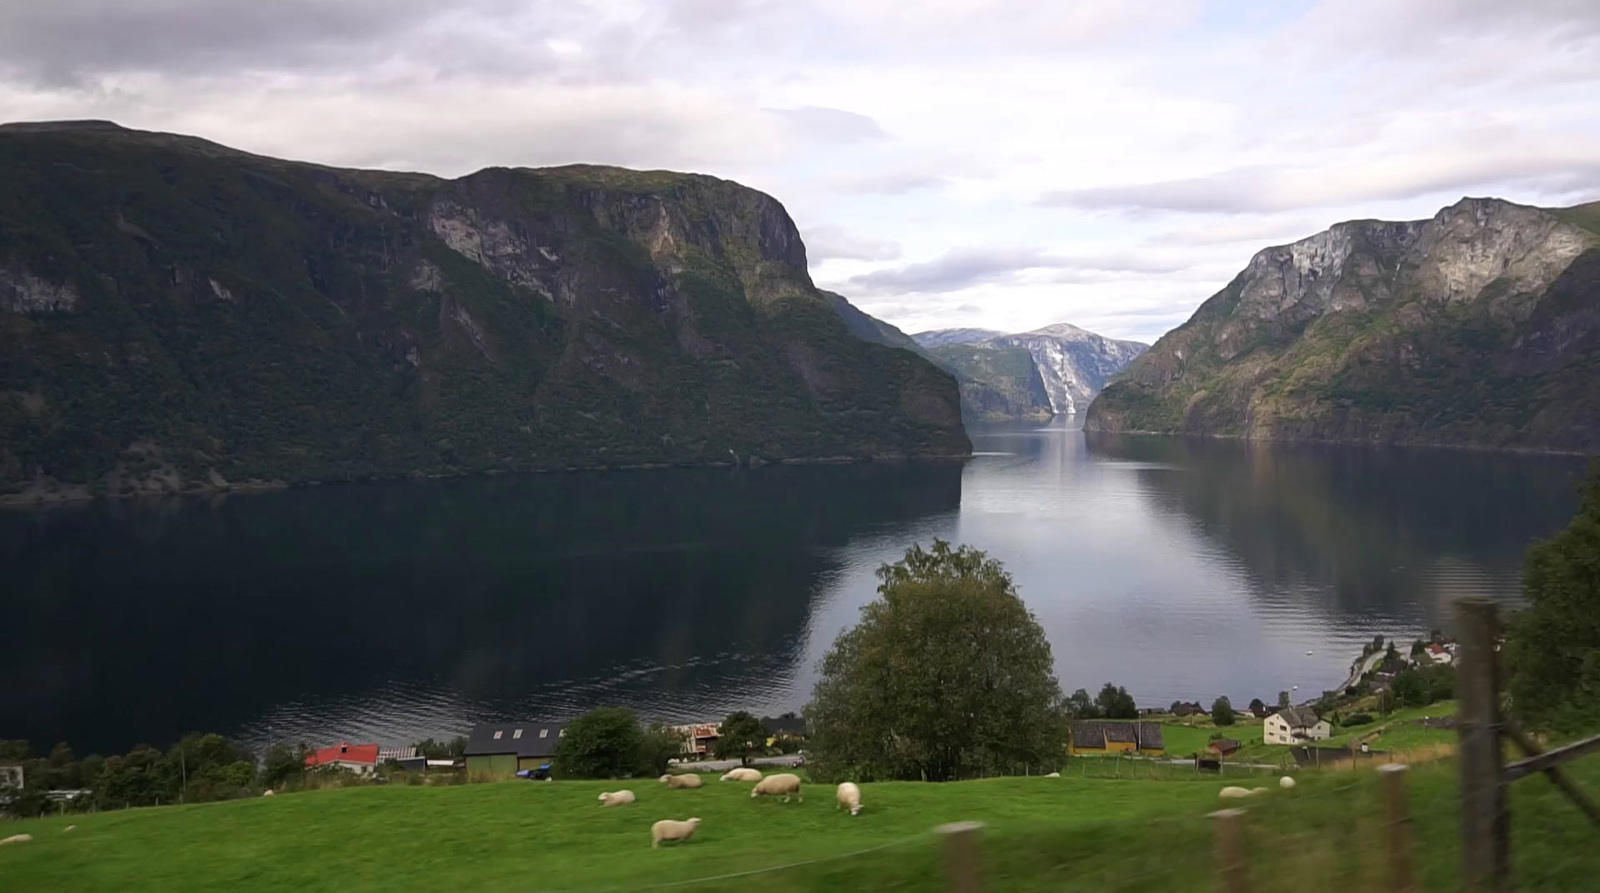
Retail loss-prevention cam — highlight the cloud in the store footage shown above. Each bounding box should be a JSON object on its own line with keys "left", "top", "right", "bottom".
{"left": 802, "top": 224, "right": 903, "bottom": 261}
{"left": 763, "top": 106, "right": 887, "bottom": 142}
{"left": 1039, "top": 152, "right": 1600, "bottom": 214}
{"left": 843, "top": 246, "right": 1202, "bottom": 295}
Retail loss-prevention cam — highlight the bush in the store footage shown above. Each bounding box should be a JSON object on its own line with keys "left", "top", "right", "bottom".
{"left": 637, "top": 724, "right": 687, "bottom": 777}
{"left": 1211, "top": 697, "right": 1236, "bottom": 726}
{"left": 1343, "top": 714, "right": 1374, "bottom": 727}
{"left": 555, "top": 708, "right": 647, "bottom": 779}
{"left": 712, "top": 711, "right": 767, "bottom": 766}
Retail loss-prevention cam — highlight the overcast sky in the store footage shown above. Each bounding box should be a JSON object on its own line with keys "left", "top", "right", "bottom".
{"left": 3, "top": 0, "right": 1598, "bottom": 343}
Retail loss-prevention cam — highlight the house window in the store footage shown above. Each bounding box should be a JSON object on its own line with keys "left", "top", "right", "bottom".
{"left": 493, "top": 731, "right": 503, "bottom": 740}
{"left": 513, "top": 729, "right": 523, "bottom": 739}
{"left": 539, "top": 729, "right": 549, "bottom": 738}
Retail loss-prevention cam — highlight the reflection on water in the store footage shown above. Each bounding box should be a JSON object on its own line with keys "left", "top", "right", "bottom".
{"left": 1, "top": 422, "right": 1586, "bottom": 755}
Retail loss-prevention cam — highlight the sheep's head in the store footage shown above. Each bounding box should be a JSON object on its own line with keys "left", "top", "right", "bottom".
{"left": 687, "top": 818, "right": 701, "bottom": 826}
{"left": 598, "top": 793, "right": 608, "bottom": 802}
{"left": 659, "top": 775, "right": 671, "bottom": 782}
{"left": 850, "top": 805, "right": 861, "bottom": 815}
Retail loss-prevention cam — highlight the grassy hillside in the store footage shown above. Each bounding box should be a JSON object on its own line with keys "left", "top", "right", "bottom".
{"left": 4, "top": 760, "right": 1597, "bottom": 892}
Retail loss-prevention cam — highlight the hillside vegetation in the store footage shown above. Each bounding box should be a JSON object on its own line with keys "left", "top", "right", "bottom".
{"left": 3, "top": 762, "right": 1597, "bottom": 892}
{"left": 1088, "top": 198, "right": 1600, "bottom": 451}
{"left": 0, "top": 122, "right": 967, "bottom": 501}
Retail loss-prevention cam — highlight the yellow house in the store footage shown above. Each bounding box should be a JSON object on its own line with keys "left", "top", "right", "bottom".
{"left": 1070, "top": 720, "right": 1165, "bottom": 756}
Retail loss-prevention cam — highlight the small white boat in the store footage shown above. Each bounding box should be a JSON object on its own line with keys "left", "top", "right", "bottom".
{"left": 1306, "top": 650, "right": 1314, "bottom": 655}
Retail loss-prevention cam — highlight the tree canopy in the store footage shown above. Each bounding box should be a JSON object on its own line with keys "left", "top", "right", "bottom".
{"left": 1096, "top": 683, "right": 1138, "bottom": 719}
{"left": 1211, "top": 697, "right": 1236, "bottom": 726}
{"left": 712, "top": 711, "right": 767, "bottom": 766}
{"left": 804, "top": 540, "right": 1067, "bottom": 782}
{"left": 1507, "top": 461, "right": 1600, "bottom": 732}
{"left": 555, "top": 707, "right": 647, "bottom": 779}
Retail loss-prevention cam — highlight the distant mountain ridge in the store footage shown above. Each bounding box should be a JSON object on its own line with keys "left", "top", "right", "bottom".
{"left": 1086, "top": 197, "right": 1600, "bottom": 452}
{"left": 912, "top": 323, "right": 1148, "bottom": 419}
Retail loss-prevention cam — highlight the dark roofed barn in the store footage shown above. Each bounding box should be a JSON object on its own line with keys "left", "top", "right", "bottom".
{"left": 465, "top": 722, "right": 567, "bottom": 776}
{"left": 1070, "top": 721, "right": 1164, "bottom": 755}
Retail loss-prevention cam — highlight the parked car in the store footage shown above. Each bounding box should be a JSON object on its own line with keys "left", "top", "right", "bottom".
{"left": 515, "top": 763, "right": 553, "bottom": 781}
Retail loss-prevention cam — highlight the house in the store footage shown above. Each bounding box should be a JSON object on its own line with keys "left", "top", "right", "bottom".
{"left": 465, "top": 722, "right": 566, "bottom": 776}
{"left": 762, "top": 715, "right": 808, "bottom": 748}
{"left": 378, "top": 746, "right": 426, "bottom": 772}
{"left": 305, "top": 742, "right": 380, "bottom": 775}
{"left": 1070, "top": 721, "right": 1164, "bottom": 755}
{"left": 1264, "top": 707, "right": 1332, "bottom": 745}
{"left": 671, "top": 723, "right": 721, "bottom": 757}
{"left": 1207, "top": 738, "right": 1242, "bottom": 757}
{"left": 1425, "top": 643, "right": 1454, "bottom": 665}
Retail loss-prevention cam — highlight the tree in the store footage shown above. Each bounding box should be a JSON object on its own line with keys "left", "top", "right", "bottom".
{"left": 1095, "top": 683, "right": 1138, "bottom": 719}
{"left": 1410, "top": 640, "right": 1428, "bottom": 658}
{"left": 413, "top": 736, "right": 467, "bottom": 761}
{"left": 804, "top": 540, "right": 1067, "bottom": 782}
{"left": 1377, "top": 688, "right": 1396, "bottom": 716}
{"left": 1507, "top": 461, "right": 1600, "bottom": 732}
{"left": 1247, "top": 698, "right": 1266, "bottom": 717}
{"left": 260, "top": 743, "right": 307, "bottom": 790}
{"left": 1168, "top": 700, "right": 1183, "bottom": 715}
{"left": 1278, "top": 691, "right": 1291, "bottom": 709}
{"left": 637, "top": 724, "right": 687, "bottom": 776}
{"left": 556, "top": 707, "right": 646, "bottom": 779}
{"left": 713, "top": 711, "right": 766, "bottom": 766}
{"left": 1211, "top": 697, "right": 1236, "bottom": 726}
{"left": 1067, "top": 689, "right": 1100, "bottom": 719}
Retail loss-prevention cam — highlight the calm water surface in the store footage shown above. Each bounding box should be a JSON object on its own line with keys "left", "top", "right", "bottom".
{"left": 1, "top": 421, "right": 1586, "bottom": 754}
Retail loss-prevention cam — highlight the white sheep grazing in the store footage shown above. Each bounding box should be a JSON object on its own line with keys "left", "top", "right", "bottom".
{"left": 598, "top": 790, "right": 637, "bottom": 807}
{"left": 1044, "top": 772, "right": 1062, "bottom": 778}
{"left": 1279, "top": 776, "right": 1297, "bottom": 790}
{"left": 660, "top": 773, "right": 704, "bottom": 789}
{"left": 0, "top": 834, "right": 32, "bottom": 846}
{"left": 263, "top": 790, "right": 275, "bottom": 797}
{"left": 836, "top": 782, "right": 862, "bottom": 816}
{"left": 1218, "top": 786, "right": 1256, "bottom": 799}
{"left": 751, "top": 773, "right": 803, "bottom": 803}
{"left": 651, "top": 817, "right": 701, "bottom": 848}
{"left": 63, "top": 825, "right": 77, "bottom": 833}
{"left": 721, "top": 767, "right": 762, "bottom": 782}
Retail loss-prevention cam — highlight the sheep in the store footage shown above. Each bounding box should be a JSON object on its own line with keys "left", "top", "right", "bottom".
{"left": 651, "top": 817, "right": 701, "bottom": 848}
{"left": 660, "top": 773, "right": 704, "bottom": 789}
{"left": 0, "top": 834, "right": 32, "bottom": 846}
{"left": 263, "top": 790, "right": 275, "bottom": 797}
{"left": 1251, "top": 787, "right": 1269, "bottom": 796}
{"left": 720, "top": 767, "right": 762, "bottom": 782}
{"left": 836, "top": 782, "right": 862, "bottom": 816}
{"left": 63, "top": 825, "right": 77, "bottom": 833}
{"left": 1279, "top": 775, "right": 1297, "bottom": 790}
{"left": 598, "top": 790, "right": 636, "bottom": 807}
{"left": 751, "top": 773, "right": 803, "bottom": 803}
{"left": 1044, "top": 772, "right": 1062, "bottom": 778}
{"left": 1218, "top": 786, "right": 1256, "bottom": 799}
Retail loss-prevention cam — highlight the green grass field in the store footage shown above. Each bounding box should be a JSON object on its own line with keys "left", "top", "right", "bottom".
{"left": 4, "top": 756, "right": 1598, "bottom": 892}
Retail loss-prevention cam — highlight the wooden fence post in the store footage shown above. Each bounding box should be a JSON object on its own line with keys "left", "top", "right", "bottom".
{"left": 1456, "top": 598, "right": 1508, "bottom": 892}
{"left": 1378, "top": 763, "right": 1416, "bottom": 893}
{"left": 1209, "top": 808, "right": 1249, "bottom": 893}
{"left": 937, "top": 821, "right": 983, "bottom": 893}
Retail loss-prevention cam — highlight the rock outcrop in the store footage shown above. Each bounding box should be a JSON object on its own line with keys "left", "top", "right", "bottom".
{"left": 1086, "top": 198, "right": 1600, "bottom": 451}
{"left": 0, "top": 121, "right": 969, "bottom": 499}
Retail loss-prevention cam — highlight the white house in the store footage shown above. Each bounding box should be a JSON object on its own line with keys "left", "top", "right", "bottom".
{"left": 1264, "top": 707, "right": 1332, "bottom": 745}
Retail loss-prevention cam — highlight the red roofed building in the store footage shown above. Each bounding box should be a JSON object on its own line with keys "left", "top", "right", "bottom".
{"left": 305, "top": 742, "right": 381, "bottom": 775}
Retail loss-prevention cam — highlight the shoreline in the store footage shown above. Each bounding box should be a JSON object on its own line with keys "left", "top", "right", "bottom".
{"left": 0, "top": 451, "right": 973, "bottom": 509}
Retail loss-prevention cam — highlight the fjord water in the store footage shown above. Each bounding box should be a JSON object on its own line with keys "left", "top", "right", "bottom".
{"left": 1, "top": 422, "right": 1585, "bottom": 754}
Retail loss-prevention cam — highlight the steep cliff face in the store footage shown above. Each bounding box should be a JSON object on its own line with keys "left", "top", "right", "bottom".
{"left": 1087, "top": 198, "right": 1600, "bottom": 451}
{"left": 914, "top": 324, "right": 1147, "bottom": 419}
{"left": 0, "top": 122, "right": 969, "bottom": 499}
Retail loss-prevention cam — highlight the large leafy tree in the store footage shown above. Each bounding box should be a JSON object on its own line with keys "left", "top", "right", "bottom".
{"left": 713, "top": 712, "right": 767, "bottom": 766}
{"left": 1507, "top": 461, "right": 1600, "bottom": 732}
{"left": 1096, "top": 683, "right": 1138, "bottom": 719}
{"left": 555, "top": 707, "right": 646, "bottom": 779}
{"left": 1211, "top": 697, "right": 1236, "bottom": 726}
{"left": 805, "top": 540, "right": 1067, "bottom": 782}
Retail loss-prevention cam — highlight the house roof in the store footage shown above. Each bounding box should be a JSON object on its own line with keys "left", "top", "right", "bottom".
{"left": 762, "top": 716, "right": 809, "bottom": 737}
{"left": 306, "top": 743, "right": 380, "bottom": 767}
{"left": 378, "top": 746, "right": 419, "bottom": 762}
{"left": 1209, "top": 738, "right": 1242, "bottom": 754}
{"left": 465, "top": 722, "right": 567, "bottom": 758}
{"left": 1271, "top": 706, "right": 1323, "bottom": 728}
{"left": 1071, "top": 721, "right": 1164, "bottom": 750}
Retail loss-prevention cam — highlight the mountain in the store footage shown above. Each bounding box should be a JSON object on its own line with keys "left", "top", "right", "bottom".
{"left": 1086, "top": 197, "right": 1600, "bottom": 452}
{"left": 0, "top": 121, "right": 969, "bottom": 501}
{"left": 818, "top": 290, "right": 927, "bottom": 355}
{"left": 913, "top": 324, "right": 1148, "bottom": 420}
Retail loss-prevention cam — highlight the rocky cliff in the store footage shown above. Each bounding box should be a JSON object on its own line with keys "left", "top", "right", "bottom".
{"left": 914, "top": 324, "right": 1147, "bottom": 420}
{"left": 1086, "top": 198, "right": 1600, "bottom": 451}
{"left": 0, "top": 121, "right": 969, "bottom": 500}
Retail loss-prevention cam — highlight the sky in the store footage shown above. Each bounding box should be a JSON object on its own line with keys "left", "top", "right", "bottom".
{"left": 2, "top": 1, "right": 1598, "bottom": 344}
